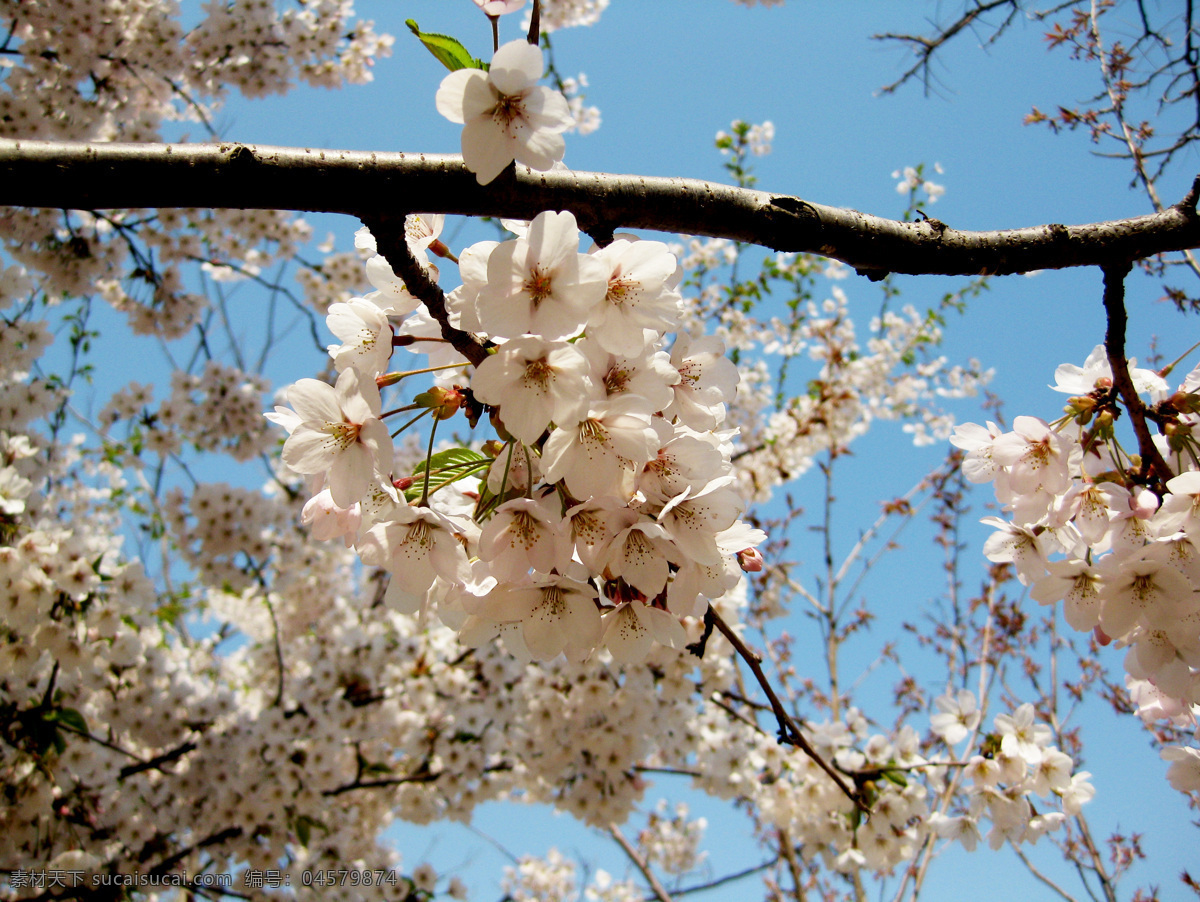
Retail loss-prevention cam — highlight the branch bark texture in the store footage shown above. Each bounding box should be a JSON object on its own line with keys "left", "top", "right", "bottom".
{"left": 3, "top": 139, "right": 1200, "bottom": 279}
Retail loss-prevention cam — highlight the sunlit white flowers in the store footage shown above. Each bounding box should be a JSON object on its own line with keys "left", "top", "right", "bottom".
{"left": 279, "top": 368, "right": 392, "bottom": 508}
{"left": 436, "top": 40, "right": 573, "bottom": 184}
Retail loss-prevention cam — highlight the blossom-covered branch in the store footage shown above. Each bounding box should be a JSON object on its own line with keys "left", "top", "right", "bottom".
{"left": 3, "top": 139, "right": 1200, "bottom": 278}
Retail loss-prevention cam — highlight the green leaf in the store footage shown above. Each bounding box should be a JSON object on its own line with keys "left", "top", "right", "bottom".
{"left": 405, "top": 20, "right": 485, "bottom": 72}
{"left": 407, "top": 448, "right": 490, "bottom": 501}
{"left": 881, "top": 768, "right": 907, "bottom": 788}
{"left": 293, "top": 814, "right": 327, "bottom": 848}
{"left": 47, "top": 707, "right": 89, "bottom": 735}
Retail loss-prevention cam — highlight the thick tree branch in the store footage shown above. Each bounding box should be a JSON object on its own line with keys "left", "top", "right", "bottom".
{"left": 1101, "top": 261, "right": 1174, "bottom": 485}
{"left": 362, "top": 215, "right": 489, "bottom": 366}
{"left": 3, "top": 140, "right": 1200, "bottom": 279}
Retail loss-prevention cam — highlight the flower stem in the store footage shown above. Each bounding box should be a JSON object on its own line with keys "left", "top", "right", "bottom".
{"left": 380, "top": 403, "right": 420, "bottom": 419}
{"left": 419, "top": 416, "right": 440, "bottom": 506}
{"left": 390, "top": 406, "right": 431, "bottom": 439}
{"left": 1160, "top": 337, "right": 1200, "bottom": 379}
{"left": 378, "top": 361, "right": 465, "bottom": 385}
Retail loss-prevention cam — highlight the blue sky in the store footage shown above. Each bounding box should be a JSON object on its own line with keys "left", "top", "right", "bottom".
{"left": 79, "top": 2, "right": 1200, "bottom": 898}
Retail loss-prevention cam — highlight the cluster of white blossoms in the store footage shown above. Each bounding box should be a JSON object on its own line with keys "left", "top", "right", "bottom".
{"left": 0, "top": 0, "right": 391, "bottom": 142}
{"left": 270, "top": 204, "right": 764, "bottom": 666}
{"left": 0, "top": 0, "right": 387, "bottom": 334}
{"left": 926, "top": 694, "right": 1095, "bottom": 853}
{"left": 954, "top": 345, "right": 1200, "bottom": 795}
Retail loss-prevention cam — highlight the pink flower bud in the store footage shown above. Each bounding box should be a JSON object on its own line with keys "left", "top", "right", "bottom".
{"left": 737, "top": 547, "right": 764, "bottom": 572}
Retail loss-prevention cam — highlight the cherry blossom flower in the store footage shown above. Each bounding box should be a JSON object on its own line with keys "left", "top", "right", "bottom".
{"left": 478, "top": 495, "right": 574, "bottom": 580}
{"left": 475, "top": 210, "right": 608, "bottom": 339}
{"left": 950, "top": 420, "right": 1005, "bottom": 485}
{"left": 994, "top": 704, "right": 1053, "bottom": 765}
{"left": 601, "top": 513, "right": 682, "bottom": 598}
{"left": 656, "top": 479, "right": 743, "bottom": 567}
{"left": 469, "top": 571, "right": 602, "bottom": 662}
{"left": 1030, "top": 559, "right": 1103, "bottom": 631}
{"left": 357, "top": 504, "right": 472, "bottom": 602}
{"left": 577, "top": 338, "right": 679, "bottom": 414}
{"left": 990, "top": 415, "right": 1075, "bottom": 499}
{"left": 405, "top": 213, "right": 446, "bottom": 266}
{"left": 1156, "top": 470, "right": 1200, "bottom": 535}
{"left": 638, "top": 424, "right": 729, "bottom": 506}
{"left": 930, "top": 689, "right": 981, "bottom": 745}
{"left": 1097, "top": 548, "right": 1194, "bottom": 639}
{"left": 980, "top": 516, "right": 1049, "bottom": 586}
{"left": 601, "top": 600, "right": 687, "bottom": 664}
{"left": 664, "top": 333, "right": 739, "bottom": 430}
{"left": 300, "top": 487, "right": 361, "bottom": 547}
{"left": 277, "top": 368, "right": 393, "bottom": 508}
{"left": 1051, "top": 343, "right": 1167, "bottom": 396}
{"left": 326, "top": 298, "right": 393, "bottom": 376}
{"left": 541, "top": 396, "right": 660, "bottom": 500}
{"left": 586, "top": 237, "right": 683, "bottom": 355}
{"left": 435, "top": 40, "right": 573, "bottom": 185}
{"left": 1059, "top": 772, "right": 1096, "bottom": 815}
{"left": 471, "top": 336, "right": 597, "bottom": 443}
{"left": 1162, "top": 746, "right": 1200, "bottom": 793}
{"left": 929, "top": 812, "right": 982, "bottom": 851}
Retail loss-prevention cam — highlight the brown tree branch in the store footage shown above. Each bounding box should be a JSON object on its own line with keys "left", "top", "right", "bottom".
{"left": 706, "top": 605, "right": 866, "bottom": 811}
{"left": 1101, "top": 260, "right": 1175, "bottom": 485}
{"left": 2, "top": 140, "right": 1200, "bottom": 280}
{"left": 361, "top": 215, "right": 489, "bottom": 366}
{"left": 873, "top": 0, "right": 1020, "bottom": 95}
{"left": 608, "top": 822, "right": 675, "bottom": 902}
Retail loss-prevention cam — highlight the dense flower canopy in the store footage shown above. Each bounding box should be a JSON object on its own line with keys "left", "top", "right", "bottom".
{"left": 3, "top": 1, "right": 1200, "bottom": 901}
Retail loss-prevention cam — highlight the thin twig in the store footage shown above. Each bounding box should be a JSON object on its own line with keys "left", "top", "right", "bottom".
{"left": 706, "top": 606, "right": 866, "bottom": 811}
{"left": 609, "top": 822, "right": 674, "bottom": 902}
{"left": 667, "top": 856, "right": 778, "bottom": 897}
{"left": 1012, "top": 843, "right": 1082, "bottom": 902}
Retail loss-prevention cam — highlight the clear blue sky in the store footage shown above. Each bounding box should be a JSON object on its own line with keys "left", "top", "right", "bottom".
{"left": 136, "top": 2, "right": 1200, "bottom": 898}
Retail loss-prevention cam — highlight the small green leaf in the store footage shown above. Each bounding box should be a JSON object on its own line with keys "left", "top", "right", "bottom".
{"left": 881, "top": 768, "right": 907, "bottom": 788}
{"left": 47, "top": 707, "right": 89, "bottom": 735}
{"left": 414, "top": 447, "right": 489, "bottom": 475}
{"left": 293, "top": 814, "right": 327, "bottom": 848}
{"left": 407, "top": 448, "right": 490, "bottom": 501}
{"left": 406, "top": 20, "right": 485, "bottom": 72}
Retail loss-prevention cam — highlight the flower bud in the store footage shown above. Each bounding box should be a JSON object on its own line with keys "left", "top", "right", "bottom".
{"left": 1165, "top": 420, "right": 1193, "bottom": 453}
{"left": 1169, "top": 390, "right": 1200, "bottom": 414}
{"left": 1092, "top": 408, "right": 1116, "bottom": 440}
{"left": 1065, "top": 395, "right": 1095, "bottom": 424}
{"left": 377, "top": 370, "right": 405, "bottom": 388}
{"left": 737, "top": 547, "right": 765, "bottom": 572}
{"left": 415, "top": 386, "right": 464, "bottom": 420}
